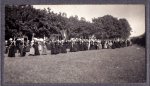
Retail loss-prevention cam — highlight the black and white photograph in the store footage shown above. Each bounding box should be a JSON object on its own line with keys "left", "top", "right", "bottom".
{"left": 4, "top": 4, "right": 146, "bottom": 84}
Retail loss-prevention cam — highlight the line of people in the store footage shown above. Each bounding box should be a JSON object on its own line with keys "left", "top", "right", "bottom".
{"left": 5, "top": 38, "right": 132, "bottom": 57}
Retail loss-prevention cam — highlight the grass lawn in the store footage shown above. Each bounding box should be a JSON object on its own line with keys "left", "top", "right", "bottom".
{"left": 4, "top": 45, "right": 146, "bottom": 83}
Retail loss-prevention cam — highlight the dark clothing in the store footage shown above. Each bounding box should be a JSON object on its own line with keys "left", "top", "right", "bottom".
{"left": 26, "top": 45, "right": 30, "bottom": 52}
{"left": 20, "top": 45, "right": 26, "bottom": 57}
{"left": 7, "top": 40, "right": 12, "bottom": 46}
{"left": 90, "top": 42, "right": 95, "bottom": 50}
{"left": 51, "top": 42, "right": 58, "bottom": 55}
{"left": 56, "top": 43, "right": 60, "bottom": 54}
{"left": 15, "top": 40, "right": 21, "bottom": 53}
{"left": 5, "top": 46, "right": 9, "bottom": 54}
{"left": 79, "top": 42, "right": 84, "bottom": 51}
{"left": 94, "top": 42, "right": 98, "bottom": 50}
{"left": 127, "top": 40, "right": 131, "bottom": 46}
{"left": 112, "top": 42, "right": 116, "bottom": 49}
{"left": 70, "top": 43, "right": 77, "bottom": 52}
{"left": 60, "top": 43, "right": 67, "bottom": 53}
{"left": 33, "top": 43, "right": 40, "bottom": 56}
{"left": 45, "top": 42, "right": 51, "bottom": 50}
{"left": 8, "top": 44, "right": 16, "bottom": 57}
{"left": 76, "top": 41, "right": 80, "bottom": 51}
{"left": 83, "top": 42, "right": 88, "bottom": 50}
{"left": 101, "top": 41, "right": 105, "bottom": 49}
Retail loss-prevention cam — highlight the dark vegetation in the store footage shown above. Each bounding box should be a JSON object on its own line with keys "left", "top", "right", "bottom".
{"left": 131, "top": 33, "right": 146, "bottom": 47}
{"left": 5, "top": 5, "right": 131, "bottom": 40}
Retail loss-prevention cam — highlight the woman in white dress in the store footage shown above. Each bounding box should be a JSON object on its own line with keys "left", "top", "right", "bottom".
{"left": 104, "top": 41, "right": 108, "bottom": 49}
{"left": 29, "top": 41, "right": 35, "bottom": 56}
{"left": 41, "top": 41, "right": 47, "bottom": 55}
{"left": 38, "top": 42, "right": 42, "bottom": 54}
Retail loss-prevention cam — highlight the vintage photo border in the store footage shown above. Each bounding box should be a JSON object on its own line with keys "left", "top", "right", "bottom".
{"left": 0, "top": 0, "right": 149, "bottom": 86}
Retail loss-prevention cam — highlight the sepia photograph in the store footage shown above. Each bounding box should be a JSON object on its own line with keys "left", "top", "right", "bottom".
{"left": 4, "top": 4, "right": 146, "bottom": 84}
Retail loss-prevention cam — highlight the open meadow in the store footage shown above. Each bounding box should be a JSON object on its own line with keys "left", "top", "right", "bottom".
{"left": 4, "top": 45, "right": 146, "bottom": 83}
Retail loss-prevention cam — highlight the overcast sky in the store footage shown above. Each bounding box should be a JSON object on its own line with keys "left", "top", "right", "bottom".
{"left": 33, "top": 5, "right": 145, "bottom": 37}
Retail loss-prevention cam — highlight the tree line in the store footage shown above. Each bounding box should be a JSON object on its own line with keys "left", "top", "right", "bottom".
{"left": 131, "top": 33, "right": 145, "bottom": 47}
{"left": 5, "top": 5, "right": 132, "bottom": 41}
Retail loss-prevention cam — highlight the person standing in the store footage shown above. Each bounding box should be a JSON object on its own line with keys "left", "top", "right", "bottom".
{"left": 79, "top": 40, "right": 84, "bottom": 51}
{"left": 88, "top": 39, "right": 91, "bottom": 50}
{"left": 60, "top": 40, "right": 67, "bottom": 53}
{"left": 45, "top": 41, "right": 51, "bottom": 50}
{"left": 20, "top": 43, "right": 27, "bottom": 57}
{"left": 33, "top": 41, "right": 40, "bottom": 56}
{"left": 26, "top": 40, "right": 30, "bottom": 52}
{"left": 51, "top": 41, "right": 57, "bottom": 55}
{"left": 5, "top": 41, "right": 8, "bottom": 54}
{"left": 41, "top": 41, "right": 47, "bottom": 55}
{"left": 29, "top": 41, "right": 35, "bottom": 56}
{"left": 101, "top": 40, "right": 105, "bottom": 49}
{"left": 15, "top": 39, "right": 21, "bottom": 54}
{"left": 94, "top": 41, "right": 98, "bottom": 50}
{"left": 83, "top": 40, "right": 88, "bottom": 51}
{"left": 104, "top": 41, "right": 108, "bottom": 49}
{"left": 112, "top": 40, "right": 116, "bottom": 49}
{"left": 8, "top": 42, "right": 16, "bottom": 57}
{"left": 38, "top": 42, "right": 42, "bottom": 54}
{"left": 109, "top": 40, "right": 113, "bottom": 49}
{"left": 90, "top": 41, "right": 95, "bottom": 50}
{"left": 97, "top": 40, "right": 102, "bottom": 50}
{"left": 70, "top": 40, "right": 77, "bottom": 52}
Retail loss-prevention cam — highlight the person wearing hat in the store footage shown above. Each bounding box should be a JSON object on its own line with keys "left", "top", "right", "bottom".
{"left": 15, "top": 38, "right": 19, "bottom": 53}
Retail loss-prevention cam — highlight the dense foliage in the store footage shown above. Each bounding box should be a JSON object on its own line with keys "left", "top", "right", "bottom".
{"left": 131, "top": 33, "right": 145, "bottom": 47}
{"left": 5, "top": 5, "right": 131, "bottom": 40}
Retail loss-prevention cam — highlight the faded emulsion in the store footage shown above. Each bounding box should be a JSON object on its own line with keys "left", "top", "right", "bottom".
{"left": 0, "top": 1, "right": 149, "bottom": 86}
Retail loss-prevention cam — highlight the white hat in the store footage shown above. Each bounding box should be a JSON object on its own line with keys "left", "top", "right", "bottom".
{"left": 33, "top": 38, "right": 37, "bottom": 41}
{"left": 9, "top": 38, "right": 13, "bottom": 41}
{"left": 39, "top": 38, "right": 44, "bottom": 41}
{"left": 17, "top": 38, "right": 21, "bottom": 40}
{"left": 31, "top": 40, "right": 34, "bottom": 43}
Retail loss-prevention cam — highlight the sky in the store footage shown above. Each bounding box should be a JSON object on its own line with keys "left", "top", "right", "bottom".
{"left": 33, "top": 5, "right": 145, "bottom": 37}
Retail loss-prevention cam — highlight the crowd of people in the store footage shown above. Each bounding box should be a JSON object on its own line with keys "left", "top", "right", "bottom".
{"left": 5, "top": 37, "right": 132, "bottom": 57}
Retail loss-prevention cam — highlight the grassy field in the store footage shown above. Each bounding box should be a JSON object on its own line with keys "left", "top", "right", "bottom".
{"left": 4, "top": 45, "right": 146, "bottom": 84}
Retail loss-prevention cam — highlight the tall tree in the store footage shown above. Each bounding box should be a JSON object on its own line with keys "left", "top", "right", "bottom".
{"left": 119, "top": 18, "right": 131, "bottom": 39}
